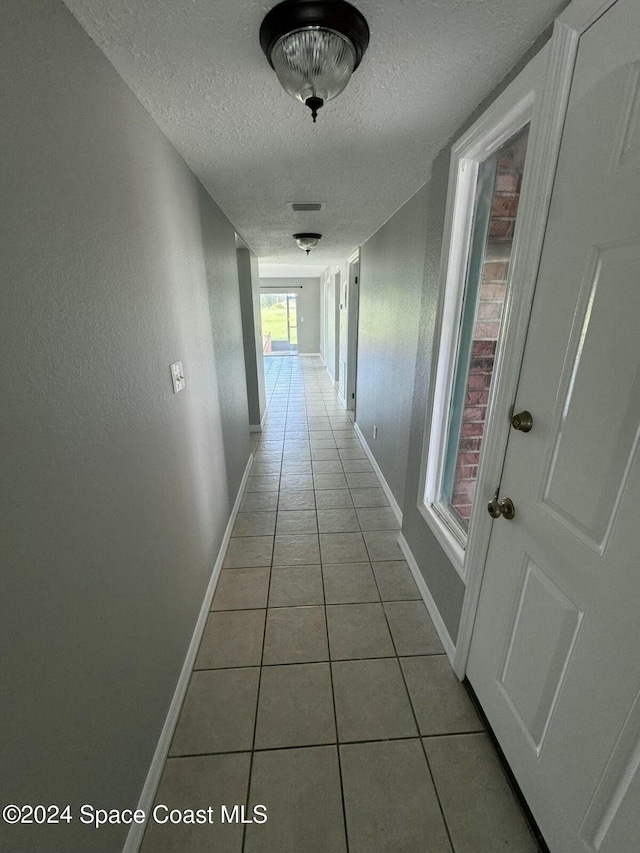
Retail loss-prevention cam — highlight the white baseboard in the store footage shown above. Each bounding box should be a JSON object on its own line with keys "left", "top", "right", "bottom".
{"left": 398, "top": 532, "right": 457, "bottom": 666}
{"left": 122, "top": 452, "right": 254, "bottom": 853}
{"left": 297, "top": 352, "right": 321, "bottom": 357}
{"left": 325, "top": 365, "right": 337, "bottom": 386}
{"left": 353, "top": 423, "right": 403, "bottom": 526}
{"left": 250, "top": 406, "right": 268, "bottom": 432}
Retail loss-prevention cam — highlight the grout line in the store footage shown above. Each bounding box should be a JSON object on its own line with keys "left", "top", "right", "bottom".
{"left": 192, "top": 648, "right": 445, "bottom": 668}
{"left": 192, "top": 649, "right": 445, "bottom": 672}
{"left": 321, "top": 547, "right": 351, "bottom": 853}
{"left": 213, "top": 361, "right": 381, "bottom": 846}
{"left": 240, "top": 488, "right": 277, "bottom": 853}
{"left": 168, "top": 732, "right": 483, "bottom": 762}
{"left": 369, "top": 565, "right": 458, "bottom": 853}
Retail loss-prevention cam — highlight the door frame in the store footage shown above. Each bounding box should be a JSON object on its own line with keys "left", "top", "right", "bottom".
{"left": 333, "top": 270, "right": 341, "bottom": 384}
{"left": 451, "top": 0, "right": 620, "bottom": 679}
{"left": 420, "top": 67, "right": 542, "bottom": 581}
{"left": 346, "top": 249, "right": 360, "bottom": 413}
{"left": 285, "top": 292, "right": 297, "bottom": 352}
{"left": 322, "top": 276, "right": 329, "bottom": 367}
{"left": 259, "top": 288, "right": 299, "bottom": 356}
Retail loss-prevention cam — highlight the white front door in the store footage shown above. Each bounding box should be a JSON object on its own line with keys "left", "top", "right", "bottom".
{"left": 467, "top": 1, "right": 640, "bottom": 851}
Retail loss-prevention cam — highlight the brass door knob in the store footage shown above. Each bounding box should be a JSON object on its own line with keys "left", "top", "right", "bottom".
{"left": 487, "top": 492, "right": 516, "bottom": 520}
{"left": 511, "top": 410, "right": 533, "bottom": 432}
{"left": 499, "top": 497, "right": 515, "bottom": 520}
{"left": 488, "top": 492, "right": 502, "bottom": 518}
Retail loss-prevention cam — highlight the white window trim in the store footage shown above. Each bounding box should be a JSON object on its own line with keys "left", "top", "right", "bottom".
{"left": 418, "top": 58, "right": 544, "bottom": 583}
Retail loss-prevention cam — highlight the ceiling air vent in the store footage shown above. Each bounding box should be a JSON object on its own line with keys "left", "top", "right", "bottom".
{"left": 287, "top": 202, "right": 325, "bottom": 212}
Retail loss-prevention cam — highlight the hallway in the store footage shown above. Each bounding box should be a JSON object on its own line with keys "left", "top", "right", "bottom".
{"left": 141, "top": 356, "right": 539, "bottom": 853}
{"left": 5, "top": 2, "right": 640, "bottom": 850}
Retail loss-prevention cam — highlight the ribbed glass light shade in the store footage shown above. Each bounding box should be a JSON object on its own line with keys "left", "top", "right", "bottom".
{"left": 271, "top": 27, "right": 357, "bottom": 104}
{"left": 294, "top": 234, "right": 320, "bottom": 252}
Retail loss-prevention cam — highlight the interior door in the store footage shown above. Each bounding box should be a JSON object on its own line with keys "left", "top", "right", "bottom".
{"left": 339, "top": 275, "right": 348, "bottom": 401}
{"left": 346, "top": 260, "right": 360, "bottom": 412}
{"left": 467, "top": 2, "right": 640, "bottom": 851}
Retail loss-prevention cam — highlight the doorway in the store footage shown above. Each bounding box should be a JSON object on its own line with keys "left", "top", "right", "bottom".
{"left": 322, "top": 272, "right": 340, "bottom": 384}
{"left": 346, "top": 252, "right": 360, "bottom": 412}
{"left": 260, "top": 292, "right": 298, "bottom": 356}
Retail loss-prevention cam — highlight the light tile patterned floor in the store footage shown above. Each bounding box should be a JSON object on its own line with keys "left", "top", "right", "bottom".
{"left": 141, "top": 356, "right": 540, "bottom": 853}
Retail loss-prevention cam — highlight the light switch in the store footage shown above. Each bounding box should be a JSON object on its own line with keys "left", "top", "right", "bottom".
{"left": 170, "top": 361, "right": 185, "bottom": 394}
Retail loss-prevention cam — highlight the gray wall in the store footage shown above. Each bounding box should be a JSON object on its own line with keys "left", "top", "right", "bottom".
{"left": 259, "top": 277, "right": 321, "bottom": 354}
{"left": 0, "top": 2, "right": 249, "bottom": 851}
{"left": 237, "top": 248, "right": 266, "bottom": 426}
{"left": 400, "top": 166, "right": 467, "bottom": 640}
{"left": 356, "top": 187, "right": 428, "bottom": 506}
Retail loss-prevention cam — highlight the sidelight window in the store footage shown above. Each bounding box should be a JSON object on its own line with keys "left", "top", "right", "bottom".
{"left": 422, "top": 123, "right": 531, "bottom": 566}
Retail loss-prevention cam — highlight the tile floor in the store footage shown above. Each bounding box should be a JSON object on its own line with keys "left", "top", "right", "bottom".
{"left": 141, "top": 356, "right": 540, "bottom": 853}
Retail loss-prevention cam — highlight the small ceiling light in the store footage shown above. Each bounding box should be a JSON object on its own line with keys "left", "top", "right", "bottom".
{"left": 260, "top": 0, "right": 370, "bottom": 123}
{"left": 293, "top": 232, "right": 322, "bottom": 254}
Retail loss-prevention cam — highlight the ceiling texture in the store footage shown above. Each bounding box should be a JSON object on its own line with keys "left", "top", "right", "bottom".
{"left": 63, "top": 0, "right": 567, "bottom": 270}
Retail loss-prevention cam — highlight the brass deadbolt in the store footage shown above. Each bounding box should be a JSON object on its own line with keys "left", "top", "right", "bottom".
{"left": 511, "top": 410, "right": 533, "bottom": 432}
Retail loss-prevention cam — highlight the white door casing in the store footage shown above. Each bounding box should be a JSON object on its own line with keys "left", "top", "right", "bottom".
{"left": 334, "top": 273, "right": 341, "bottom": 385}
{"left": 346, "top": 253, "right": 360, "bottom": 413}
{"left": 418, "top": 13, "right": 586, "bottom": 615}
{"left": 467, "top": 2, "right": 640, "bottom": 851}
{"left": 449, "top": 15, "right": 587, "bottom": 673}
{"left": 323, "top": 272, "right": 339, "bottom": 383}
{"left": 338, "top": 272, "right": 348, "bottom": 404}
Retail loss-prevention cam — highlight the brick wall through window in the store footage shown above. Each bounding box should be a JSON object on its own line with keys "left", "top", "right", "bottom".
{"left": 450, "top": 136, "right": 527, "bottom": 526}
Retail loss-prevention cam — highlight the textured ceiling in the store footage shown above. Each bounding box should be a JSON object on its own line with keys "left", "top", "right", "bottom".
{"left": 63, "top": 0, "right": 566, "bottom": 267}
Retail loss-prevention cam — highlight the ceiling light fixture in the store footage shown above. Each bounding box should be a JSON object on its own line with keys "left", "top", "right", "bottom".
{"left": 260, "top": 0, "right": 370, "bottom": 124}
{"left": 293, "top": 232, "right": 322, "bottom": 254}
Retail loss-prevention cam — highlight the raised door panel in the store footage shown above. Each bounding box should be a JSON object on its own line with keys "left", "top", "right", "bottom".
{"left": 540, "top": 238, "right": 640, "bottom": 553}
{"left": 499, "top": 556, "right": 583, "bottom": 753}
{"left": 580, "top": 690, "right": 640, "bottom": 853}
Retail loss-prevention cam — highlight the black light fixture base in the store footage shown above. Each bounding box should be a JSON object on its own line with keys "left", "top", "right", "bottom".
{"left": 260, "top": 0, "right": 370, "bottom": 70}
{"left": 305, "top": 96, "right": 324, "bottom": 122}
